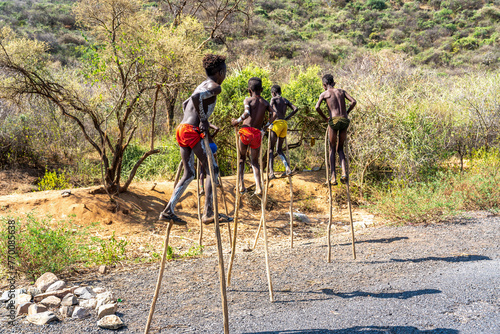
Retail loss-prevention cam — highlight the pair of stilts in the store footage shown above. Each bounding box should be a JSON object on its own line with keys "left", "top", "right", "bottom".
{"left": 145, "top": 127, "right": 356, "bottom": 333}
{"left": 324, "top": 128, "right": 356, "bottom": 262}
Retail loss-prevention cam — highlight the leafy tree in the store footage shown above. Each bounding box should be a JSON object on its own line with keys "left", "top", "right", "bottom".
{"left": 0, "top": 0, "right": 204, "bottom": 193}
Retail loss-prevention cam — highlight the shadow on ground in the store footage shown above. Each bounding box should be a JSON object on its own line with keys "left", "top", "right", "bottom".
{"left": 390, "top": 255, "right": 490, "bottom": 263}
{"left": 321, "top": 288, "right": 441, "bottom": 299}
{"left": 244, "top": 326, "right": 459, "bottom": 333}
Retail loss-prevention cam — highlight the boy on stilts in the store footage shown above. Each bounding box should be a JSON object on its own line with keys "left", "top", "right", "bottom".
{"left": 158, "top": 54, "right": 229, "bottom": 225}
{"left": 231, "top": 77, "right": 273, "bottom": 196}
{"left": 267, "top": 84, "right": 298, "bottom": 179}
{"left": 315, "top": 74, "right": 357, "bottom": 185}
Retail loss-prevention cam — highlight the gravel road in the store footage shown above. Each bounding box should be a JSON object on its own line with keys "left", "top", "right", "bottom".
{"left": 2, "top": 212, "right": 499, "bottom": 334}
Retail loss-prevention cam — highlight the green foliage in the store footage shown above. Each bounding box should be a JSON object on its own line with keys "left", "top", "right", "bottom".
{"left": 181, "top": 244, "right": 204, "bottom": 258}
{"left": 121, "top": 135, "right": 181, "bottom": 181}
{"left": 90, "top": 232, "right": 127, "bottom": 265}
{"left": 369, "top": 149, "right": 500, "bottom": 224}
{"left": 0, "top": 213, "right": 85, "bottom": 279}
{"left": 37, "top": 169, "right": 71, "bottom": 191}
{"left": 366, "top": 0, "right": 387, "bottom": 10}
{"left": 0, "top": 213, "right": 133, "bottom": 278}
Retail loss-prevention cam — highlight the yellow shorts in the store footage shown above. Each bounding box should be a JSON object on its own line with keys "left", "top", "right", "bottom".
{"left": 271, "top": 120, "right": 287, "bottom": 138}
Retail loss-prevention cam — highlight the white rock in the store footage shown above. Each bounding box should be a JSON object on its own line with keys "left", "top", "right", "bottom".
{"left": 27, "top": 287, "right": 42, "bottom": 297}
{"left": 61, "top": 294, "right": 78, "bottom": 306}
{"left": 26, "top": 311, "right": 58, "bottom": 325}
{"left": 76, "top": 287, "right": 96, "bottom": 300}
{"left": 15, "top": 294, "right": 32, "bottom": 307}
{"left": 97, "top": 315, "right": 123, "bottom": 329}
{"left": 33, "top": 287, "right": 77, "bottom": 302}
{"left": 34, "top": 273, "right": 59, "bottom": 292}
{"left": 1, "top": 289, "right": 26, "bottom": 303}
{"left": 16, "top": 302, "right": 32, "bottom": 316}
{"left": 59, "top": 305, "right": 74, "bottom": 317}
{"left": 40, "top": 296, "right": 61, "bottom": 308}
{"left": 46, "top": 280, "right": 66, "bottom": 293}
{"left": 72, "top": 306, "right": 90, "bottom": 319}
{"left": 97, "top": 303, "right": 117, "bottom": 319}
{"left": 79, "top": 298, "right": 97, "bottom": 309}
{"left": 93, "top": 287, "right": 106, "bottom": 294}
{"left": 28, "top": 303, "right": 47, "bottom": 316}
{"left": 98, "top": 265, "right": 108, "bottom": 274}
{"left": 95, "top": 291, "right": 115, "bottom": 309}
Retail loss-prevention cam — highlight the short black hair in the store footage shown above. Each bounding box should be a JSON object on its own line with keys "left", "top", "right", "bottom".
{"left": 203, "top": 54, "right": 226, "bottom": 76}
{"left": 271, "top": 84, "right": 281, "bottom": 95}
{"left": 322, "top": 74, "right": 335, "bottom": 87}
{"left": 248, "top": 77, "right": 263, "bottom": 92}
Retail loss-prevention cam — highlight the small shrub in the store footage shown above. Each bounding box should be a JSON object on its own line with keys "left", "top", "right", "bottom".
{"left": 366, "top": 0, "right": 387, "bottom": 10}
{"left": 37, "top": 169, "right": 71, "bottom": 191}
{"left": 181, "top": 244, "right": 204, "bottom": 258}
{"left": 0, "top": 213, "right": 86, "bottom": 279}
{"left": 90, "top": 232, "right": 127, "bottom": 265}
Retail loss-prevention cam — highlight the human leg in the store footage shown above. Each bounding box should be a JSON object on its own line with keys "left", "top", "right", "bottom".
{"left": 337, "top": 129, "right": 348, "bottom": 183}
{"left": 250, "top": 147, "right": 262, "bottom": 195}
{"left": 159, "top": 147, "right": 195, "bottom": 224}
{"left": 277, "top": 136, "right": 292, "bottom": 174}
{"left": 328, "top": 126, "right": 339, "bottom": 185}
{"left": 268, "top": 130, "right": 278, "bottom": 179}
{"left": 238, "top": 140, "right": 249, "bottom": 193}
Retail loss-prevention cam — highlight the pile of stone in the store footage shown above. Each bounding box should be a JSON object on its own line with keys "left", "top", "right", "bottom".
{"left": 0, "top": 272, "right": 124, "bottom": 330}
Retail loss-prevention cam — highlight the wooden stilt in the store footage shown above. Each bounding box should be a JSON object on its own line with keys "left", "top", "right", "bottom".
{"left": 344, "top": 137, "right": 356, "bottom": 260}
{"left": 252, "top": 216, "right": 263, "bottom": 250}
{"left": 173, "top": 160, "right": 183, "bottom": 188}
{"left": 197, "top": 158, "right": 203, "bottom": 246}
{"left": 262, "top": 129, "right": 274, "bottom": 302}
{"left": 216, "top": 157, "right": 232, "bottom": 249}
{"left": 346, "top": 180, "right": 356, "bottom": 260}
{"left": 227, "top": 128, "right": 241, "bottom": 286}
{"left": 144, "top": 222, "right": 173, "bottom": 334}
{"left": 325, "top": 128, "right": 333, "bottom": 263}
{"left": 251, "top": 130, "right": 267, "bottom": 250}
{"left": 203, "top": 136, "right": 229, "bottom": 334}
{"left": 284, "top": 137, "right": 294, "bottom": 248}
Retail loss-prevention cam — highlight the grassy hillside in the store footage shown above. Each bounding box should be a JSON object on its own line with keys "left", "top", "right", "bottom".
{"left": 229, "top": 0, "right": 500, "bottom": 68}
{"left": 1, "top": 0, "right": 499, "bottom": 67}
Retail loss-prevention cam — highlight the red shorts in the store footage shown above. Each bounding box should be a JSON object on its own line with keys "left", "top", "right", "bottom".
{"left": 176, "top": 123, "right": 205, "bottom": 148}
{"left": 239, "top": 127, "right": 261, "bottom": 149}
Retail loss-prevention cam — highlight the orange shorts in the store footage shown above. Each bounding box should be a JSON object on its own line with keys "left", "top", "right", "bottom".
{"left": 176, "top": 123, "right": 205, "bottom": 148}
{"left": 239, "top": 127, "right": 261, "bottom": 149}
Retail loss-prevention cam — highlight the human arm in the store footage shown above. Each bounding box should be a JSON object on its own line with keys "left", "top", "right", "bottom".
{"left": 344, "top": 91, "right": 357, "bottom": 115}
{"left": 284, "top": 99, "right": 299, "bottom": 120}
{"left": 315, "top": 93, "right": 329, "bottom": 121}
{"left": 231, "top": 97, "right": 251, "bottom": 127}
{"left": 191, "top": 84, "right": 222, "bottom": 132}
{"left": 263, "top": 102, "right": 276, "bottom": 130}
{"left": 209, "top": 123, "right": 220, "bottom": 138}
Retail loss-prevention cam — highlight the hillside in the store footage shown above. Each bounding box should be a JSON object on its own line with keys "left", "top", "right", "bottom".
{"left": 1, "top": 0, "right": 499, "bottom": 67}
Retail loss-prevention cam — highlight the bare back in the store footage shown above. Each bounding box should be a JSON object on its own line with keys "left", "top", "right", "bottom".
{"left": 242, "top": 95, "right": 272, "bottom": 129}
{"left": 270, "top": 96, "right": 289, "bottom": 120}
{"left": 322, "top": 88, "right": 348, "bottom": 118}
{"left": 181, "top": 79, "right": 220, "bottom": 126}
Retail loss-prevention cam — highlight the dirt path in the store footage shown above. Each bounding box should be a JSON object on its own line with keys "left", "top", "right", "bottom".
{"left": 2, "top": 211, "right": 498, "bottom": 334}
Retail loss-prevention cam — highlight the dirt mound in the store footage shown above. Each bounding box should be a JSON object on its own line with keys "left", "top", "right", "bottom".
{"left": 0, "top": 171, "right": 379, "bottom": 261}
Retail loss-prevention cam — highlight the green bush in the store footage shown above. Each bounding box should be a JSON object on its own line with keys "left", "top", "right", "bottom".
{"left": 0, "top": 213, "right": 86, "bottom": 279}
{"left": 37, "top": 169, "right": 71, "bottom": 191}
{"left": 369, "top": 149, "right": 500, "bottom": 224}
{"left": 366, "top": 0, "right": 387, "bottom": 10}
{"left": 121, "top": 135, "right": 181, "bottom": 181}
{"left": 90, "top": 232, "right": 127, "bottom": 265}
